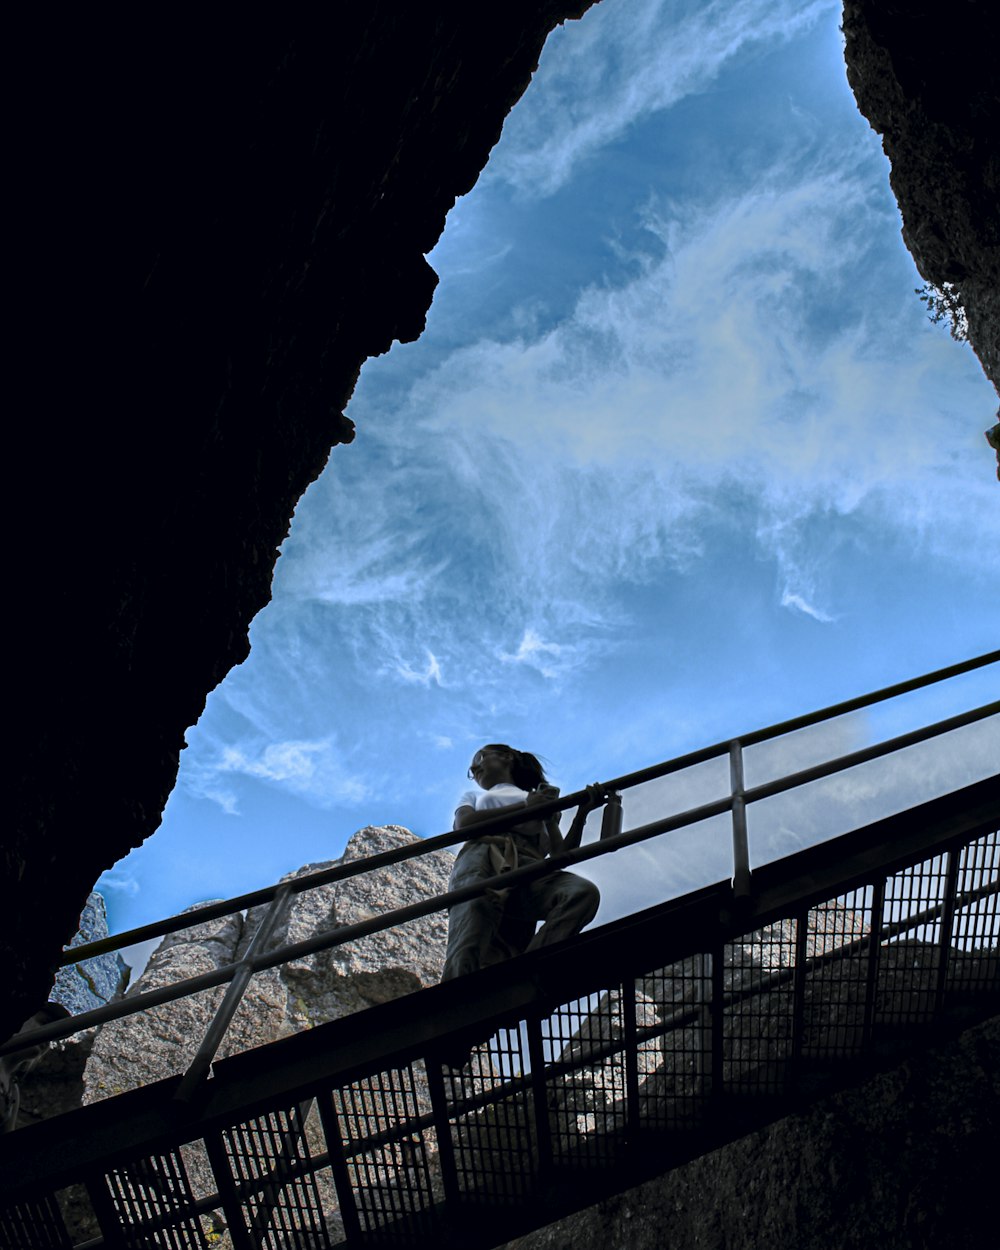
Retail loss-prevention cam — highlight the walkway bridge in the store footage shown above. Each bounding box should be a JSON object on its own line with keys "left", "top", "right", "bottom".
{"left": 2, "top": 655, "right": 998, "bottom": 1249}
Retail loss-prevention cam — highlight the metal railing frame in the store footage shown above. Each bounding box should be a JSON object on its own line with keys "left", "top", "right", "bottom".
{"left": 3, "top": 651, "right": 997, "bottom": 1068}
{"left": 1, "top": 778, "right": 996, "bottom": 1250}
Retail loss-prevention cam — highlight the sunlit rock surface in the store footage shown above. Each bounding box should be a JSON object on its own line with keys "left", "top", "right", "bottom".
{"left": 51, "top": 893, "right": 128, "bottom": 1017}
{"left": 82, "top": 826, "right": 452, "bottom": 1105}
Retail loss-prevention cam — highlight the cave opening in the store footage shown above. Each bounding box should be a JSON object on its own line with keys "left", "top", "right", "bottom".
{"left": 92, "top": 0, "right": 998, "bottom": 967}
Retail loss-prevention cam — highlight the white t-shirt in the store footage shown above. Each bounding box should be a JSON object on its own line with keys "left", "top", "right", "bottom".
{"left": 455, "top": 783, "right": 551, "bottom": 857}
{"left": 455, "top": 783, "right": 531, "bottom": 815}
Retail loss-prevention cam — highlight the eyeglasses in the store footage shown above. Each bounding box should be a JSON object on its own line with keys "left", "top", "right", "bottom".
{"left": 468, "top": 748, "right": 506, "bottom": 778}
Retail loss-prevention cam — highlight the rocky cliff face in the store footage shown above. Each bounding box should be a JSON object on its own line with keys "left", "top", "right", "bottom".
{"left": 19, "top": 826, "right": 453, "bottom": 1244}
{"left": 51, "top": 894, "right": 128, "bottom": 1018}
{"left": 512, "top": 1011, "right": 998, "bottom": 1250}
{"left": 842, "top": 0, "right": 1000, "bottom": 474}
{"left": 81, "top": 827, "right": 452, "bottom": 1106}
{"left": 12, "top": 892, "right": 126, "bottom": 1133}
{"left": 7, "top": 1, "right": 597, "bottom": 1043}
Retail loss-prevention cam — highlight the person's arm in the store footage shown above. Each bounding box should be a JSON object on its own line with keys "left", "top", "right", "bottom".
{"left": 453, "top": 801, "right": 530, "bottom": 831}
{"left": 548, "top": 785, "right": 606, "bottom": 855}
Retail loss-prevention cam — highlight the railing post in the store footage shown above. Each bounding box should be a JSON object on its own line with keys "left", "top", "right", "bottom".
{"left": 934, "top": 848, "right": 961, "bottom": 1017}
{"left": 526, "top": 1015, "right": 553, "bottom": 1184}
{"left": 862, "top": 877, "right": 885, "bottom": 1048}
{"left": 175, "top": 883, "right": 294, "bottom": 1103}
{"left": 729, "top": 741, "right": 751, "bottom": 899}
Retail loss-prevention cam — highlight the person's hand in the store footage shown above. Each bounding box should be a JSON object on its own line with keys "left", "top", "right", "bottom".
{"left": 526, "top": 783, "right": 560, "bottom": 806}
{"left": 578, "top": 783, "right": 607, "bottom": 815}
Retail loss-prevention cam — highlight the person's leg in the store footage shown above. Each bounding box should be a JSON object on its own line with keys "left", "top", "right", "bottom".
{"left": 523, "top": 870, "right": 600, "bottom": 951}
{"left": 441, "top": 843, "right": 507, "bottom": 981}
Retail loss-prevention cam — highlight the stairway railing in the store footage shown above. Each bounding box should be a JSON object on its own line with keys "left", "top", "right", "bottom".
{"left": 2, "top": 777, "right": 997, "bottom": 1249}
{"left": 2, "top": 651, "right": 997, "bottom": 1079}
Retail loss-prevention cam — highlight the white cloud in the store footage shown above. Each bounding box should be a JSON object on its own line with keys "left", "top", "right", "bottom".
{"left": 394, "top": 649, "right": 444, "bottom": 687}
{"left": 494, "top": 0, "right": 837, "bottom": 197}
{"left": 96, "top": 870, "right": 141, "bottom": 897}
{"left": 500, "top": 628, "right": 565, "bottom": 679}
{"left": 415, "top": 162, "right": 999, "bottom": 610}
{"left": 780, "top": 590, "right": 835, "bottom": 623}
{"left": 186, "top": 737, "right": 369, "bottom": 814}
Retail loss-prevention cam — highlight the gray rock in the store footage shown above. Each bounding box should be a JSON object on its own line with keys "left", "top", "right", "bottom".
{"left": 51, "top": 892, "right": 128, "bottom": 1016}
{"left": 72, "top": 825, "right": 453, "bottom": 1225}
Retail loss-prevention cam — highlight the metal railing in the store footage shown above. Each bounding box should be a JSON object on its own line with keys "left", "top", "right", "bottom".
{"left": 2, "top": 778, "right": 997, "bottom": 1249}
{"left": 3, "top": 650, "right": 997, "bottom": 1078}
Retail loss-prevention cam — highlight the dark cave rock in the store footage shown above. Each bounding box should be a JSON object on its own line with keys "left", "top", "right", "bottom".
{"left": 7, "top": 3, "right": 595, "bottom": 1042}
{"left": 508, "top": 1013, "right": 999, "bottom": 1250}
{"left": 842, "top": 0, "right": 1000, "bottom": 475}
{"left": 8, "top": 1, "right": 998, "bottom": 1047}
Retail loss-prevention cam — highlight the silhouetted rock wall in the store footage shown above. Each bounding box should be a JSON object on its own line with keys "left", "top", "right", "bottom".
{"left": 843, "top": 0, "right": 1000, "bottom": 475}
{"left": 508, "top": 1013, "right": 998, "bottom": 1250}
{"left": 9, "top": 0, "right": 998, "bottom": 1051}
{"left": 7, "top": 2, "right": 595, "bottom": 1042}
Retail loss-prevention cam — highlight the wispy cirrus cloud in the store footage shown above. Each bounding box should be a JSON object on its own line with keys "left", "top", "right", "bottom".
{"left": 494, "top": 0, "right": 837, "bottom": 197}
{"left": 415, "top": 167, "right": 997, "bottom": 616}
{"left": 184, "top": 736, "right": 369, "bottom": 815}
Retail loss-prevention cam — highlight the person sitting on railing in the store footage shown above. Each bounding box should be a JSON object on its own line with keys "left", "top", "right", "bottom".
{"left": 441, "top": 744, "right": 603, "bottom": 982}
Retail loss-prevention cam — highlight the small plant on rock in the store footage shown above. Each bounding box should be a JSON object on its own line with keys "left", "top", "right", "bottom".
{"left": 915, "top": 282, "right": 968, "bottom": 341}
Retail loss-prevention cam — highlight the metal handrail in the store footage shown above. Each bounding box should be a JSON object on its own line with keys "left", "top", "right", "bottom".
{"left": 57, "top": 649, "right": 1000, "bottom": 967}
{"left": 3, "top": 653, "right": 996, "bottom": 1063}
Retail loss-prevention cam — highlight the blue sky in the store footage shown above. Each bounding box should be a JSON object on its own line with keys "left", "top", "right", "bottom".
{"left": 99, "top": 0, "right": 999, "bottom": 939}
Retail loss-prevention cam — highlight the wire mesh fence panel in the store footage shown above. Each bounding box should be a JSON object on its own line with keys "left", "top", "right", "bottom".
{"left": 723, "top": 921, "right": 797, "bottom": 1094}
{"left": 222, "top": 1100, "right": 335, "bottom": 1249}
{"left": 800, "top": 893, "right": 872, "bottom": 1060}
{"left": 0, "top": 1193, "right": 72, "bottom": 1250}
{"left": 877, "top": 853, "right": 950, "bottom": 1028}
{"left": 105, "top": 1149, "right": 209, "bottom": 1249}
{"left": 443, "top": 1026, "right": 537, "bottom": 1203}
{"left": 948, "top": 829, "right": 1000, "bottom": 994}
{"left": 542, "top": 991, "right": 627, "bottom": 1165}
{"left": 332, "top": 1063, "right": 438, "bottom": 1239}
{"left": 635, "top": 956, "right": 712, "bottom": 1130}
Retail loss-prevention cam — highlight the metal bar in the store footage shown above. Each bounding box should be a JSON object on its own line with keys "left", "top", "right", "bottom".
{"left": 526, "top": 1016, "right": 553, "bottom": 1183}
{"left": 709, "top": 943, "right": 723, "bottom": 1101}
{"left": 742, "top": 702, "right": 999, "bottom": 807}
{"left": 315, "top": 1090, "right": 364, "bottom": 1245}
{"left": 82, "top": 1175, "right": 127, "bottom": 1250}
{"left": 621, "top": 979, "right": 640, "bottom": 1142}
{"left": 204, "top": 1131, "right": 256, "bottom": 1250}
{"left": 789, "top": 909, "right": 809, "bottom": 1090}
{"left": 4, "top": 816, "right": 997, "bottom": 1238}
{"left": 8, "top": 799, "right": 997, "bottom": 1063}
{"left": 425, "top": 1061, "right": 461, "bottom": 1207}
{"left": 934, "top": 849, "right": 961, "bottom": 1017}
{"left": 58, "top": 652, "right": 999, "bottom": 969}
{"left": 0, "top": 963, "right": 238, "bottom": 1057}
{"left": 862, "top": 877, "right": 885, "bottom": 1048}
{"left": 56, "top": 794, "right": 588, "bottom": 968}
{"left": 244, "top": 1100, "right": 315, "bottom": 1245}
{"left": 175, "top": 885, "right": 294, "bottom": 1103}
{"left": 729, "top": 741, "right": 751, "bottom": 898}
{"left": 736, "top": 650, "right": 998, "bottom": 748}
